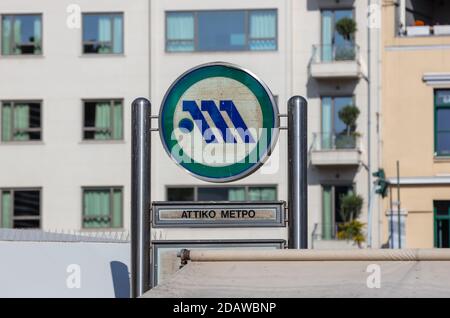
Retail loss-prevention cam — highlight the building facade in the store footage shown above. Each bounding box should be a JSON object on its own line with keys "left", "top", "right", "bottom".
{"left": 0, "top": 0, "right": 382, "bottom": 249}
{"left": 381, "top": 0, "right": 450, "bottom": 248}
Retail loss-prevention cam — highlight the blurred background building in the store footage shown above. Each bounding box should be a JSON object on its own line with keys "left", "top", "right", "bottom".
{"left": 3, "top": 0, "right": 449, "bottom": 251}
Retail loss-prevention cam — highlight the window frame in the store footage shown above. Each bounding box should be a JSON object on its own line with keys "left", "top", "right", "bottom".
{"left": 81, "top": 12, "right": 124, "bottom": 55}
{"left": 1, "top": 100, "right": 43, "bottom": 143}
{"left": 165, "top": 9, "right": 278, "bottom": 53}
{"left": 81, "top": 186, "right": 123, "bottom": 230}
{"left": 434, "top": 89, "right": 450, "bottom": 157}
{"left": 166, "top": 184, "right": 278, "bottom": 201}
{"left": 434, "top": 201, "right": 450, "bottom": 248}
{"left": 81, "top": 98, "right": 124, "bottom": 142}
{"left": 0, "top": 188, "right": 42, "bottom": 229}
{"left": 0, "top": 13, "right": 43, "bottom": 56}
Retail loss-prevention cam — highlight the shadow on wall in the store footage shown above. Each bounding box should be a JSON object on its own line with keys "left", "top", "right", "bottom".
{"left": 110, "top": 261, "right": 130, "bottom": 298}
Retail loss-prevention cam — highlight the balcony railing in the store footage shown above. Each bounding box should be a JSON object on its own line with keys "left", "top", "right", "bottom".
{"left": 311, "top": 44, "right": 359, "bottom": 63}
{"left": 312, "top": 132, "right": 359, "bottom": 151}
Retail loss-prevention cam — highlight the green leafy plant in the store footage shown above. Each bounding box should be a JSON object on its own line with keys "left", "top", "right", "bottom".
{"left": 335, "top": 18, "right": 357, "bottom": 41}
{"left": 336, "top": 105, "right": 360, "bottom": 149}
{"left": 337, "top": 193, "right": 365, "bottom": 247}
{"left": 339, "top": 193, "right": 363, "bottom": 221}
{"left": 338, "top": 105, "right": 360, "bottom": 136}
{"left": 337, "top": 220, "right": 365, "bottom": 248}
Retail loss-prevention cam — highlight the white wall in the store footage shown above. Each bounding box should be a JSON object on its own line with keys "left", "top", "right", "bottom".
{"left": 0, "top": 241, "right": 130, "bottom": 298}
{"left": 0, "top": 0, "right": 150, "bottom": 231}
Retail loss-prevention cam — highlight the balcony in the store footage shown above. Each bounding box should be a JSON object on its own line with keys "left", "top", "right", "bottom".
{"left": 309, "top": 44, "right": 361, "bottom": 79}
{"left": 310, "top": 133, "right": 361, "bottom": 166}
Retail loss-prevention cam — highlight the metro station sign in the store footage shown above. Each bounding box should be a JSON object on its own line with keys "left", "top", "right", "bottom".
{"left": 152, "top": 201, "right": 285, "bottom": 228}
{"left": 159, "top": 62, "right": 279, "bottom": 182}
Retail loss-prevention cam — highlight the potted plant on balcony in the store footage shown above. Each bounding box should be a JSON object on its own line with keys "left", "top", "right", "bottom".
{"left": 337, "top": 193, "right": 365, "bottom": 248}
{"left": 335, "top": 18, "right": 357, "bottom": 60}
{"left": 337, "top": 104, "right": 360, "bottom": 149}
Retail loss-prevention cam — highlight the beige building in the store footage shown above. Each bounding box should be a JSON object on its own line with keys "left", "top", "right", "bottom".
{"left": 381, "top": 0, "right": 450, "bottom": 248}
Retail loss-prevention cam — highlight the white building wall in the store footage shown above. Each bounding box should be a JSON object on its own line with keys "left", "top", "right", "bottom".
{"left": 0, "top": 0, "right": 150, "bottom": 231}
{"left": 0, "top": 0, "right": 380, "bottom": 247}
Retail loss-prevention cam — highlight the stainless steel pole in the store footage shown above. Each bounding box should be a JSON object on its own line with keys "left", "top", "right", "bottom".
{"left": 131, "top": 98, "right": 151, "bottom": 297}
{"left": 288, "top": 96, "right": 308, "bottom": 249}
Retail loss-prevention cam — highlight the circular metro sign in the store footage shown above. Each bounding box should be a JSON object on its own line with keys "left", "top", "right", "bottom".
{"left": 159, "top": 62, "right": 279, "bottom": 183}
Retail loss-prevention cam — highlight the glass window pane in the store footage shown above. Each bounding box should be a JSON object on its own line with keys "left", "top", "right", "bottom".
{"left": 198, "top": 11, "right": 246, "bottom": 51}
{"left": 2, "top": 103, "right": 12, "bottom": 141}
{"left": 1, "top": 191, "right": 12, "bottom": 228}
{"left": 198, "top": 187, "right": 231, "bottom": 201}
{"left": 437, "top": 219, "right": 450, "bottom": 248}
{"left": 112, "top": 14, "right": 123, "bottom": 54}
{"left": 322, "top": 186, "right": 333, "bottom": 240}
{"left": 166, "top": 12, "right": 194, "bottom": 52}
{"left": 3, "top": 15, "right": 42, "bottom": 55}
{"left": 437, "top": 108, "right": 450, "bottom": 131}
{"left": 437, "top": 132, "right": 450, "bottom": 155}
{"left": 2, "top": 16, "right": 12, "bottom": 55}
{"left": 112, "top": 189, "right": 122, "bottom": 228}
{"left": 436, "top": 90, "right": 450, "bottom": 106}
{"left": 167, "top": 188, "right": 194, "bottom": 201}
{"left": 334, "top": 97, "right": 354, "bottom": 135}
{"left": 14, "top": 190, "right": 40, "bottom": 217}
{"left": 435, "top": 201, "right": 450, "bottom": 216}
{"left": 248, "top": 187, "right": 276, "bottom": 201}
{"left": 113, "top": 101, "right": 123, "bottom": 139}
{"left": 29, "top": 103, "right": 41, "bottom": 128}
{"left": 14, "top": 219, "right": 40, "bottom": 228}
{"left": 83, "top": 189, "right": 111, "bottom": 228}
{"left": 249, "top": 10, "right": 276, "bottom": 51}
{"left": 84, "top": 102, "right": 96, "bottom": 128}
{"left": 83, "top": 14, "right": 123, "bottom": 54}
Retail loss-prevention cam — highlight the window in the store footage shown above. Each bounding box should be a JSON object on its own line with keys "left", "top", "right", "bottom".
{"left": 399, "top": 0, "right": 450, "bottom": 36}
{"left": 167, "top": 186, "right": 277, "bottom": 201}
{"left": 321, "top": 96, "right": 356, "bottom": 149}
{"left": 82, "top": 13, "right": 123, "bottom": 54}
{"left": 82, "top": 187, "right": 122, "bottom": 228}
{"left": 1, "top": 189, "right": 40, "bottom": 228}
{"left": 83, "top": 100, "right": 123, "bottom": 140}
{"left": 1, "top": 101, "right": 41, "bottom": 142}
{"left": 435, "top": 90, "right": 450, "bottom": 156}
{"left": 1, "top": 14, "right": 42, "bottom": 55}
{"left": 434, "top": 201, "right": 450, "bottom": 248}
{"left": 321, "top": 9, "right": 355, "bottom": 61}
{"left": 322, "top": 184, "right": 353, "bottom": 240}
{"left": 166, "top": 10, "right": 277, "bottom": 52}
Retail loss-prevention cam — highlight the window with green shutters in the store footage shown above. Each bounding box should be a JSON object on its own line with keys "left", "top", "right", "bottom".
{"left": 83, "top": 100, "right": 123, "bottom": 140}
{"left": 435, "top": 90, "right": 450, "bottom": 156}
{"left": 1, "top": 14, "right": 42, "bottom": 55}
{"left": 1, "top": 101, "right": 42, "bottom": 142}
{"left": 1, "top": 189, "right": 41, "bottom": 228}
{"left": 82, "top": 187, "right": 123, "bottom": 229}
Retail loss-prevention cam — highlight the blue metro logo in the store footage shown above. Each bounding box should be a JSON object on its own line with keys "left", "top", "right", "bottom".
{"left": 179, "top": 100, "right": 256, "bottom": 144}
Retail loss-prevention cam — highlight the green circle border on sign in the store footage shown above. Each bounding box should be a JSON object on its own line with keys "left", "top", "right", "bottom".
{"left": 159, "top": 62, "right": 279, "bottom": 183}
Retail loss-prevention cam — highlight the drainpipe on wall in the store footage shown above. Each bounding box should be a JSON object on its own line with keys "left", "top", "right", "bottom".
{"left": 367, "top": 0, "right": 373, "bottom": 247}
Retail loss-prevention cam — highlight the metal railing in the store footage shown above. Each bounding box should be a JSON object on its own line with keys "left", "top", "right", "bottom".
{"left": 311, "top": 132, "right": 360, "bottom": 151}
{"left": 311, "top": 43, "right": 359, "bottom": 63}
